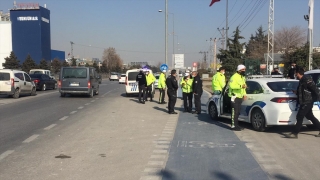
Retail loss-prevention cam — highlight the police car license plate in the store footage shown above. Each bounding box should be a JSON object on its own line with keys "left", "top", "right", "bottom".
{"left": 70, "top": 83, "right": 79, "bottom": 86}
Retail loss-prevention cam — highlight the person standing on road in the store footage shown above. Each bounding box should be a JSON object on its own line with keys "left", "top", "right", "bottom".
{"left": 229, "top": 65, "right": 247, "bottom": 131}
{"left": 180, "top": 72, "right": 193, "bottom": 113}
{"left": 212, "top": 67, "right": 226, "bottom": 95}
{"left": 288, "top": 62, "right": 296, "bottom": 79}
{"left": 285, "top": 67, "right": 320, "bottom": 138}
{"left": 145, "top": 70, "right": 156, "bottom": 101}
{"left": 158, "top": 70, "right": 167, "bottom": 104}
{"left": 166, "top": 69, "right": 178, "bottom": 114}
{"left": 136, "top": 70, "right": 147, "bottom": 104}
{"left": 271, "top": 68, "right": 281, "bottom": 75}
{"left": 192, "top": 71, "right": 203, "bottom": 114}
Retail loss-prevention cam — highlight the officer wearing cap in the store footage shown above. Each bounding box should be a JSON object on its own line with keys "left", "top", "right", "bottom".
{"left": 158, "top": 70, "right": 167, "bottom": 104}
{"left": 180, "top": 72, "right": 193, "bottom": 112}
{"left": 145, "top": 70, "right": 156, "bottom": 101}
{"left": 136, "top": 69, "right": 147, "bottom": 104}
{"left": 228, "top": 64, "right": 247, "bottom": 131}
{"left": 166, "top": 69, "right": 178, "bottom": 114}
{"left": 212, "top": 67, "right": 226, "bottom": 95}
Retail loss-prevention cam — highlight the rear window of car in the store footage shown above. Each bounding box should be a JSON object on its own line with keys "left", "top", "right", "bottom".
{"left": 111, "top": 72, "right": 118, "bottom": 75}
{"left": 62, "top": 68, "right": 87, "bottom": 78}
{"left": 267, "top": 81, "right": 299, "bottom": 92}
{"left": 121, "top": 74, "right": 126, "bottom": 77}
{"left": 128, "top": 72, "right": 139, "bottom": 81}
{"left": 30, "top": 71, "right": 44, "bottom": 74}
{"left": 0, "top": 73, "right": 10, "bottom": 81}
{"left": 29, "top": 74, "right": 42, "bottom": 78}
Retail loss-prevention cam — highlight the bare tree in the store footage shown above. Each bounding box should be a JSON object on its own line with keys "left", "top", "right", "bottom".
{"left": 274, "top": 26, "right": 306, "bottom": 53}
{"left": 102, "top": 47, "right": 123, "bottom": 72}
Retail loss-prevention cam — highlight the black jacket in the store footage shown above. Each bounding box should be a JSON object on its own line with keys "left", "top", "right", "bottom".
{"left": 165, "top": 75, "right": 178, "bottom": 91}
{"left": 297, "top": 75, "right": 320, "bottom": 105}
{"left": 288, "top": 67, "right": 296, "bottom": 79}
{"left": 192, "top": 74, "right": 203, "bottom": 94}
{"left": 136, "top": 72, "right": 146, "bottom": 86}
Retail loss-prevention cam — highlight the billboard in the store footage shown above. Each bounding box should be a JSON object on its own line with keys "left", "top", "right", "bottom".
{"left": 174, "top": 54, "right": 184, "bottom": 69}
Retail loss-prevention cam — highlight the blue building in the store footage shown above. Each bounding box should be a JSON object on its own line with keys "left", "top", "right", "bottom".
{"left": 51, "top": 50, "right": 65, "bottom": 61}
{"left": 10, "top": 4, "right": 51, "bottom": 64}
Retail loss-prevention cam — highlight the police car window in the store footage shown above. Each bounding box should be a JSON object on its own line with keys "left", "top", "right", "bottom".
{"left": 0, "top": 73, "right": 10, "bottom": 81}
{"left": 128, "top": 72, "right": 139, "bottom": 81}
{"left": 246, "top": 81, "right": 263, "bottom": 94}
{"left": 267, "top": 81, "right": 299, "bottom": 92}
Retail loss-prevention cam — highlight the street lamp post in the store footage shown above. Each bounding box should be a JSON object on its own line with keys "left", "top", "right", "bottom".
{"left": 159, "top": 0, "right": 168, "bottom": 66}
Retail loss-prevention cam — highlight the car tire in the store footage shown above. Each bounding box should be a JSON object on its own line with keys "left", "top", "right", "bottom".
{"left": 251, "top": 109, "right": 267, "bottom": 132}
{"left": 95, "top": 87, "right": 99, "bottom": 95}
{"left": 42, "top": 84, "right": 46, "bottom": 91}
{"left": 31, "top": 87, "right": 36, "bottom": 96}
{"left": 13, "top": 88, "right": 20, "bottom": 99}
{"left": 89, "top": 89, "right": 94, "bottom": 98}
{"left": 208, "top": 102, "right": 218, "bottom": 120}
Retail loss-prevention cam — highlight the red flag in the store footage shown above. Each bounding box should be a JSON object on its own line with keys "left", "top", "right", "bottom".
{"left": 209, "top": 0, "right": 220, "bottom": 6}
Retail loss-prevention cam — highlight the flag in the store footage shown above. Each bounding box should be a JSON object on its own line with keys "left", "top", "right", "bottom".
{"left": 209, "top": 0, "right": 220, "bottom": 7}
{"left": 308, "top": 0, "right": 314, "bottom": 30}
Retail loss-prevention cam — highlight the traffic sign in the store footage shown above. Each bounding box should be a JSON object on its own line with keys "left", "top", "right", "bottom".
{"left": 160, "top": 64, "right": 168, "bottom": 71}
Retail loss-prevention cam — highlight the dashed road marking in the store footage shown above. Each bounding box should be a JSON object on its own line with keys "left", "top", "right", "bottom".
{"left": 85, "top": 103, "right": 90, "bottom": 105}
{"left": 78, "top": 106, "right": 84, "bottom": 109}
{"left": 155, "top": 145, "right": 170, "bottom": 149}
{"left": 44, "top": 124, "right": 56, "bottom": 130}
{"left": 0, "top": 150, "right": 14, "bottom": 161}
{"left": 150, "top": 155, "right": 166, "bottom": 159}
{"left": 144, "top": 168, "right": 162, "bottom": 173}
{"left": 59, "top": 116, "right": 69, "bottom": 121}
{"left": 70, "top": 111, "right": 77, "bottom": 114}
{"left": 91, "top": 100, "right": 95, "bottom": 103}
{"left": 23, "top": 134, "right": 39, "bottom": 143}
{"left": 148, "top": 161, "right": 164, "bottom": 166}
{"left": 95, "top": 98, "right": 99, "bottom": 100}
{"left": 153, "top": 150, "right": 168, "bottom": 154}
{"left": 103, "top": 91, "right": 112, "bottom": 96}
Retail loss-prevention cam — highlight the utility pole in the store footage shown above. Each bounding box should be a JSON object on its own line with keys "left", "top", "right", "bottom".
{"left": 225, "top": 0, "right": 229, "bottom": 50}
{"left": 218, "top": 28, "right": 226, "bottom": 50}
{"left": 165, "top": 0, "right": 168, "bottom": 66}
{"left": 213, "top": 38, "right": 217, "bottom": 73}
{"left": 267, "top": 0, "right": 274, "bottom": 75}
{"left": 199, "top": 51, "right": 208, "bottom": 69}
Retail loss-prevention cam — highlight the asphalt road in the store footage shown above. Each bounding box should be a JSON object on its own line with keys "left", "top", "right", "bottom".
{"left": 1, "top": 80, "right": 320, "bottom": 180}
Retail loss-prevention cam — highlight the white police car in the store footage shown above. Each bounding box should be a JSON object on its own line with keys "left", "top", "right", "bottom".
{"left": 206, "top": 75, "right": 320, "bottom": 131}
{"left": 125, "top": 69, "right": 155, "bottom": 97}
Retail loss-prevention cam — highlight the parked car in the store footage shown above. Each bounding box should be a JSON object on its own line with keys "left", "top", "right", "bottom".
{"left": 29, "top": 74, "right": 57, "bottom": 91}
{"left": 119, "top": 74, "right": 126, "bottom": 84}
{"left": 110, "top": 72, "right": 119, "bottom": 81}
{"left": 58, "top": 67, "right": 99, "bottom": 97}
{"left": 206, "top": 76, "right": 320, "bottom": 131}
{"left": 97, "top": 74, "right": 102, "bottom": 84}
{"left": 305, "top": 69, "right": 320, "bottom": 87}
{"left": 125, "top": 69, "right": 154, "bottom": 97}
{"left": 154, "top": 74, "right": 159, "bottom": 89}
{"left": 29, "top": 69, "right": 55, "bottom": 79}
{"left": 0, "top": 69, "right": 36, "bottom": 98}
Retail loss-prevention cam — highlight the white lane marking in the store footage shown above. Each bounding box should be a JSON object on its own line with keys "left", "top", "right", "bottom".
{"left": 59, "top": 116, "right": 69, "bottom": 121}
{"left": 148, "top": 161, "right": 164, "bottom": 166}
{"left": 78, "top": 106, "right": 84, "bottom": 109}
{"left": 91, "top": 100, "right": 95, "bottom": 103}
{"left": 44, "top": 124, "right": 56, "bottom": 130}
{"left": 0, "top": 150, "right": 14, "bottom": 161}
{"left": 95, "top": 98, "right": 99, "bottom": 100}
{"left": 150, "top": 155, "right": 166, "bottom": 159}
{"left": 140, "top": 176, "right": 161, "bottom": 180}
{"left": 23, "top": 134, "right": 39, "bottom": 143}
{"left": 85, "top": 103, "right": 90, "bottom": 106}
{"left": 153, "top": 150, "right": 167, "bottom": 154}
{"left": 103, "top": 91, "right": 112, "bottom": 96}
{"left": 70, "top": 111, "right": 77, "bottom": 114}
{"left": 143, "top": 168, "right": 162, "bottom": 173}
{"left": 155, "top": 145, "right": 170, "bottom": 149}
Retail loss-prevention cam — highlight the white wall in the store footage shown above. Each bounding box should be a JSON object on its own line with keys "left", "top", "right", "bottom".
{"left": 0, "top": 22, "right": 12, "bottom": 69}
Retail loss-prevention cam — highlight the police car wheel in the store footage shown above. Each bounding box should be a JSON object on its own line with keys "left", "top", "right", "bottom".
{"left": 209, "top": 102, "right": 218, "bottom": 120}
{"left": 251, "top": 109, "right": 266, "bottom": 132}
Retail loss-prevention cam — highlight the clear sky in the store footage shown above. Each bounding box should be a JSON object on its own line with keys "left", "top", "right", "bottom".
{"left": 1, "top": 0, "right": 319, "bottom": 67}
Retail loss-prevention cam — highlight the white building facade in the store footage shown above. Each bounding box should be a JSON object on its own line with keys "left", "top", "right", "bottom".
{"left": 0, "top": 13, "right": 12, "bottom": 69}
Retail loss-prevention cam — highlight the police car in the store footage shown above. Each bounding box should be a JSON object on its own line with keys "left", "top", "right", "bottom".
{"left": 206, "top": 75, "right": 320, "bottom": 131}
{"left": 125, "top": 69, "right": 155, "bottom": 97}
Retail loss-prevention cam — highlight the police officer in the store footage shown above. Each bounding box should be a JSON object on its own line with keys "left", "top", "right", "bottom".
{"left": 166, "top": 69, "right": 178, "bottom": 114}
{"left": 285, "top": 67, "right": 320, "bottom": 138}
{"left": 180, "top": 72, "right": 193, "bottom": 113}
{"left": 136, "top": 70, "right": 147, "bottom": 104}
{"left": 145, "top": 70, "right": 156, "bottom": 101}
{"left": 192, "top": 71, "right": 203, "bottom": 114}
{"left": 229, "top": 65, "right": 247, "bottom": 131}
{"left": 158, "top": 70, "right": 167, "bottom": 104}
{"left": 212, "top": 67, "right": 226, "bottom": 95}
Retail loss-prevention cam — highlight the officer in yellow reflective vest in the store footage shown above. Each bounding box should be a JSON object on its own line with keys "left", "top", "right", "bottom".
{"left": 180, "top": 73, "right": 193, "bottom": 112}
{"left": 212, "top": 67, "right": 226, "bottom": 95}
{"left": 158, "top": 70, "right": 167, "bottom": 104}
{"left": 228, "top": 64, "right": 247, "bottom": 131}
{"left": 145, "top": 70, "right": 156, "bottom": 101}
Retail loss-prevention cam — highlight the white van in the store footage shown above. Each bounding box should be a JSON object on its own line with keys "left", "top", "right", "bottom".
{"left": 29, "top": 69, "right": 55, "bottom": 79}
{"left": 125, "top": 69, "right": 155, "bottom": 97}
{"left": 0, "top": 69, "right": 36, "bottom": 98}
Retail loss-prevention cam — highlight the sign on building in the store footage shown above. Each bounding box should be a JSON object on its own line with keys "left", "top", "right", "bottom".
{"left": 174, "top": 54, "right": 184, "bottom": 69}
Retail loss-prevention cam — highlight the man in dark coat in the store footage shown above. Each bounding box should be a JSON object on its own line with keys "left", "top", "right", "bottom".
{"left": 285, "top": 67, "right": 320, "bottom": 138}
{"left": 165, "top": 69, "right": 178, "bottom": 114}
{"left": 136, "top": 70, "right": 147, "bottom": 104}
{"left": 288, "top": 63, "right": 296, "bottom": 79}
{"left": 192, "top": 71, "right": 203, "bottom": 114}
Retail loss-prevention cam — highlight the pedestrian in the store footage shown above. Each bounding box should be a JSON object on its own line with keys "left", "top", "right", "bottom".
{"left": 145, "top": 70, "right": 156, "bottom": 101}
{"left": 271, "top": 68, "right": 281, "bottom": 75}
{"left": 158, "top": 70, "right": 167, "bottom": 104}
{"left": 180, "top": 72, "right": 193, "bottom": 113}
{"left": 285, "top": 67, "right": 320, "bottom": 138}
{"left": 136, "top": 70, "right": 147, "bottom": 104}
{"left": 166, "top": 69, "right": 178, "bottom": 114}
{"left": 212, "top": 67, "right": 226, "bottom": 95}
{"left": 192, "top": 71, "right": 203, "bottom": 114}
{"left": 288, "top": 62, "right": 296, "bottom": 79}
{"left": 229, "top": 64, "right": 247, "bottom": 131}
